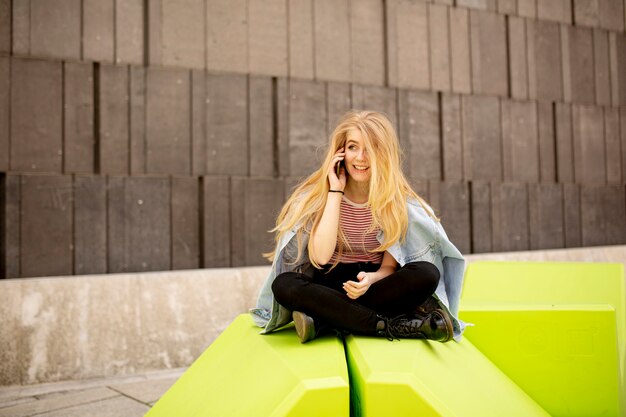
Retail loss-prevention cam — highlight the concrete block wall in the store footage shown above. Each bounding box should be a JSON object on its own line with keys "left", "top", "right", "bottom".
{"left": 0, "top": 266, "right": 271, "bottom": 386}
{"left": 1, "top": 0, "right": 626, "bottom": 278}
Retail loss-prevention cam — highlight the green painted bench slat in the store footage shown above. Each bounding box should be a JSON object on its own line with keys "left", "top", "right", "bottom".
{"left": 345, "top": 335, "right": 550, "bottom": 417}
{"left": 462, "top": 262, "right": 625, "bottom": 417}
{"left": 460, "top": 305, "right": 620, "bottom": 417}
{"left": 146, "top": 314, "right": 349, "bottom": 417}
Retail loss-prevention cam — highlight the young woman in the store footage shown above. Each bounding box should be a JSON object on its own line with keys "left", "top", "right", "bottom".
{"left": 250, "top": 110, "right": 466, "bottom": 343}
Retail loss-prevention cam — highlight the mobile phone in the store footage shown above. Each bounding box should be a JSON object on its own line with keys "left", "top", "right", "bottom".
{"left": 336, "top": 159, "right": 344, "bottom": 176}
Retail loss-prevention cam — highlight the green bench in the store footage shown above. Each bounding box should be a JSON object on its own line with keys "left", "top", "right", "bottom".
{"left": 460, "top": 262, "right": 625, "bottom": 417}
{"left": 148, "top": 262, "right": 625, "bottom": 416}
{"left": 346, "top": 334, "right": 549, "bottom": 417}
{"left": 146, "top": 314, "right": 349, "bottom": 417}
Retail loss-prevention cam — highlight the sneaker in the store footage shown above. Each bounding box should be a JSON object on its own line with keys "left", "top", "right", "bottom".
{"left": 292, "top": 311, "right": 317, "bottom": 343}
{"left": 378, "top": 309, "right": 453, "bottom": 343}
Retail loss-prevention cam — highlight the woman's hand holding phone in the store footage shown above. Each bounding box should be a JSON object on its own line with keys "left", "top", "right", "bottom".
{"left": 329, "top": 147, "right": 346, "bottom": 192}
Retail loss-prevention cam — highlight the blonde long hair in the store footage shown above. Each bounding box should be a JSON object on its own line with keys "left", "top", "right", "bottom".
{"left": 265, "top": 110, "right": 437, "bottom": 267}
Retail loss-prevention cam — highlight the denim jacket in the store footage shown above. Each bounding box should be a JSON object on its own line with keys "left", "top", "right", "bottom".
{"left": 250, "top": 198, "right": 467, "bottom": 341}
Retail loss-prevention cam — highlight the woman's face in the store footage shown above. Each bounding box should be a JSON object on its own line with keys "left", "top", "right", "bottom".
{"left": 344, "top": 130, "right": 371, "bottom": 184}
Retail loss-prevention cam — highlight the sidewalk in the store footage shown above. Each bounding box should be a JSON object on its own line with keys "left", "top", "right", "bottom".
{"left": 0, "top": 368, "right": 185, "bottom": 417}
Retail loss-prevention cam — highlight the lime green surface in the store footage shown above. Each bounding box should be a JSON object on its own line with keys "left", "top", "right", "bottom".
{"left": 147, "top": 262, "right": 625, "bottom": 416}
{"left": 461, "top": 261, "right": 626, "bottom": 417}
{"left": 146, "top": 314, "right": 349, "bottom": 417}
{"left": 345, "top": 334, "right": 550, "bottom": 417}
{"left": 460, "top": 305, "right": 620, "bottom": 417}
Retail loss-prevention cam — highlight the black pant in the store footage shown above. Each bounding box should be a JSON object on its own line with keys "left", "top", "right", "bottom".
{"left": 271, "top": 261, "right": 440, "bottom": 335}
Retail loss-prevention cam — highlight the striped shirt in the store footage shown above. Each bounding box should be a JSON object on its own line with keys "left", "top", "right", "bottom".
{"left": 328, "top": 196, "right": 383, "bottom": 264}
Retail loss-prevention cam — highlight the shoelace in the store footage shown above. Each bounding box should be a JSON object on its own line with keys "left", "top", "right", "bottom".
{"left": 382, "top": 315, "right": 421, "bottom": 341}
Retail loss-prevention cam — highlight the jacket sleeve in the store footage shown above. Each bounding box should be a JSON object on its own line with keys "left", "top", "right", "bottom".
{"left": 249, "top": 231, "right": 311, "bottom": 333}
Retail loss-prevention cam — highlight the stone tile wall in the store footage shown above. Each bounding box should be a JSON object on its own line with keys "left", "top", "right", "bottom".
{"left": 1, "top": 0, "right": 626, "bottom": 277}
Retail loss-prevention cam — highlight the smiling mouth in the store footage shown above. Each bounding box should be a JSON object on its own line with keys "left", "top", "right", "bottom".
{"left": 353, "top": 165, "right": 369, "bottom": 172}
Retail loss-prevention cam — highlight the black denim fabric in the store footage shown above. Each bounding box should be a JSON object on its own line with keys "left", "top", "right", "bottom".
{"left": 271, "top": 261, "right": 440, "bottom": 335}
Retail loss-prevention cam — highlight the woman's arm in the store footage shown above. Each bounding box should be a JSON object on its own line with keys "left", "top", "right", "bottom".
{"left": 309, "top": 148, "right": 346, "bottom": 266}
{"left": 363, "top": 250, "right": 398, "bottom": 284}
{"left": 309, "top": 192, "right": 342, "bottom": 265}
{"left": 343, "top": 251, "right": 398, "bottom": 299}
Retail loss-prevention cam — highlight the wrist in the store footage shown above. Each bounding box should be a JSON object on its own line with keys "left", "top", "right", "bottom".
{"left": 328, "top": 189, "right": 344, "bottom": 195}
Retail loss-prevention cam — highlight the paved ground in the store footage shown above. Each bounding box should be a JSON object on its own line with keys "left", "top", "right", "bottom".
{"left": 0, "top": 368, "right": 185, "bottom": 417}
